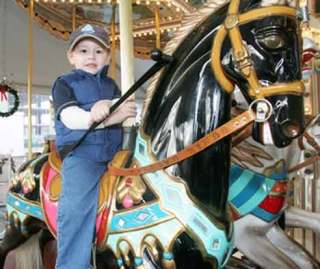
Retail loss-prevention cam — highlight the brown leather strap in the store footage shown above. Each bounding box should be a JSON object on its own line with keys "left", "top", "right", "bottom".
{"left": 297, "top": 115, "right": 317, "bottom": 151}
{"left": 232, "top": 122, "right": 253, "bottom": 146}
{"left": 303, "top": 131, "right": 320, "bottom": 153}
{"left": 288, "top": 155, "right": 320, "bottom": 174}
{"left": 108, "top": 110, "right": 255, "bottom": 176}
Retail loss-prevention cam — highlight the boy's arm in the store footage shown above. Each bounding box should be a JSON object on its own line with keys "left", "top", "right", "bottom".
{"left": 52, "top": 78, "right": 78, "bottom": 118}
{"left": 52, "top": 78, "right": 106, "bottom": 130}
{"left": 103, "top": 99, "right": 137, "bottom": 127}
{"left": 60, "top": 106, "right": 104, "bottom": 129}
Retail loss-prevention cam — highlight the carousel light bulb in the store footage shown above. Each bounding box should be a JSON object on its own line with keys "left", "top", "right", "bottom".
{"left": 146, "top": 0, "right": 150, "bottom": 5}
{"left": 156, "top": 1, "right": 160, "bottom": 5}
{"left": 176, "top": 7, "right": 180, "bottom": 12}
{"left": 136, "top": 0, "right": 141, "bottom": 4}
{"left": 97, "top": 0, "right": 101, "bottom": 3}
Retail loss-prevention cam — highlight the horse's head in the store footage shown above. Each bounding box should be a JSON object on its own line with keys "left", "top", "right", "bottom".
{"left": 213, "top": 0, "right": 304, "bottom": 147}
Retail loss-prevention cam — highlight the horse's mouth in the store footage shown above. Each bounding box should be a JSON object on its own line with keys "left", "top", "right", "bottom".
{"left": 280, "top": 120, "right": 301, "bottom": 139}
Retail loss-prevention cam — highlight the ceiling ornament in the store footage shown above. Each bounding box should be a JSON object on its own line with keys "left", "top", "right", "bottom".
{"left": 15, "top": 0, "right": 202, "bottom": 59}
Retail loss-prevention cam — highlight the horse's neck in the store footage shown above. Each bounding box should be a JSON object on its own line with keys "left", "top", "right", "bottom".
{"left": 145, "top": 57, "right": 231, "bottom": 221}
{"left": 150, "top": 58, "right": 225, "bottom": 163}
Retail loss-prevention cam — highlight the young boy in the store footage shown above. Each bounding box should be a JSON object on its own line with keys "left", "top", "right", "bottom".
{"left": 52, "top": 24, "right": 136, "bottom": 269}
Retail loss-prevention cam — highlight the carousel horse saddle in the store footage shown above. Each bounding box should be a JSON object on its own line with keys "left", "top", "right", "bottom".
{"left": 40, "top": 149, "right": 144, "bottom": 245}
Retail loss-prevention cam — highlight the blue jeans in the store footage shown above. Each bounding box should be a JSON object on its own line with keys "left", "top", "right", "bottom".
{"left": 55, "top": 154, "right": 107, "bottom": 269}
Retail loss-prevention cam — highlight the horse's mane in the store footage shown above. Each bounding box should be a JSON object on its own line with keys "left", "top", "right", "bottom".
{"left": 141, "top": 0, "right": 229, "bottom": 116}
{"left": 141, "top": 0, "right": 298, "bottom": 117}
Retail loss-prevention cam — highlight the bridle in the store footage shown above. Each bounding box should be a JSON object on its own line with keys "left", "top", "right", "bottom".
{"left": 211, "top": 0, "right": 304, "bottom": 99}
{"left": 109, "top": 0, "right": 303, "bottom": 177}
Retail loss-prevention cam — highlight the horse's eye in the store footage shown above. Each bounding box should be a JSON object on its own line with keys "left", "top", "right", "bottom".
{"left": 258, "top": 34, "right": 285, "bottom": 50}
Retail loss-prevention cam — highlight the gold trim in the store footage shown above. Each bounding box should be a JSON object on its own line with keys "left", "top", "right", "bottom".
{"left": 48, "top": 151, "right": 62, "bottom": 172}
{"left": 211, "top": 5, "right": 300, "bottom": 98}
{"left": 48, "top": 174, "right": 61, "bottom": 202}
{"left": 225, "top": 14, "right": 239, "bottom": 29}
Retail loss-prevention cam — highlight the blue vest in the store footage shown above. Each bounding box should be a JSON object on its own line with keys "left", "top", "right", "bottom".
{"left": 54, "top": 67, "right": 123, "bottom": 162}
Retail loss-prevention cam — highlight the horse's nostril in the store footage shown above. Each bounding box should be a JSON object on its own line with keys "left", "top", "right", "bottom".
{"left": 281, "top": 121, "right": 301, "bottom": 139}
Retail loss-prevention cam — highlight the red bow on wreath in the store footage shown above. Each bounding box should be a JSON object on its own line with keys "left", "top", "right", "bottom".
{"left": 0, "top": 85, "right": 8, "bottom": 101}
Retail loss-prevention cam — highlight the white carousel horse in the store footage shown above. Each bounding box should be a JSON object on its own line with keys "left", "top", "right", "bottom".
{"left": 283, "top": 36, "right": 320, "bottom": 237}
{"left": 230, "top": 89, "right": 320, "bottom": 269}
{"left": 227, "top": 34, "right": 320, "bottom": 269}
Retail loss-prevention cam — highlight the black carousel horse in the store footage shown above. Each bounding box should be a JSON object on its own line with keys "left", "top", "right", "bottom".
{"left": 0, "top": 0, "right": 304, "bottom": 268}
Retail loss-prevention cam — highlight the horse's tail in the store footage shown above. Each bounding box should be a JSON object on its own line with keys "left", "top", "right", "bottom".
{"left": 14, "top": 231, "right": 43, "bottom": 269}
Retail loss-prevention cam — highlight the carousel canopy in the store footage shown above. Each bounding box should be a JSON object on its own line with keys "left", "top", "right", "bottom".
{"left": 14, "top": 0, "right": 203, "bottom": 59}
{"left": 0, "top": 0, "right": 205, "bottom": 95}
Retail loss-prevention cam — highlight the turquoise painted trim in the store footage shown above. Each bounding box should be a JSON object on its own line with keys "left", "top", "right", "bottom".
{"left": 6, "top": 192, "right": 44, "bottom": 221}
{"left": 7, "top": 204, "right": 27, "bottom": 222}
{"left": 251, "top": 206, "right": 280, "bottom": 222}
{"left": 237, "top": 177, "right": 275, "bottom": 215}
{"left": 131, "top": 132, "right": 232, "bottom": 268}
{"left": 163, "top": 252, "right": 174, "bottom": 260}
{"left": 117, "top": 259, "right": 123, "bottom": 266}
{"left": 134, "top": 257, "right": 143, "bottom": 266}
{"left": 228, "top": 169, "right": 254, "bottom": 201}
{"left": 110, "top": 203, "right": 170, "bottom": 232}
{"left": 270, "top": 172, "right": 287, "bottom": 180}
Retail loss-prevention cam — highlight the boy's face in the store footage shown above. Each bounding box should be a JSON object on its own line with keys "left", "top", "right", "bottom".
{"left": 67, "top": 38, "right": 109, "bottom": 74}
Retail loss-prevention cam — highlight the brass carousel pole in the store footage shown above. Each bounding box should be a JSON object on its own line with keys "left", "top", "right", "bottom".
{"left": 118, "top": 0, "right": 135, "bottom": 150}
{"left": 118, "top": 0, "right": 134, "bottom": 127}
{"left": 110, "top": 0, "right": 117, "bottom": 80}
{"left": 27, "top": 0, "right": 34, "bottom": 160}
{"left": 155, "top": 6, "right": 161, "bottom": 49}
{"left": 72, "top": 5, "right": 76, "bottom": 31}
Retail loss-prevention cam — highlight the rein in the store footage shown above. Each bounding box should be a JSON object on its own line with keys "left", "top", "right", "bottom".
{"left": 108, "top": 109, "right": 256, "bottom": 176}
{"left": 289, "top": 129, "right": 320, "bottom": 173}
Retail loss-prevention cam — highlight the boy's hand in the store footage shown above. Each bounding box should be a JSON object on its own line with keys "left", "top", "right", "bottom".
{"left": 90, "top": 99, "right": 112, "bottom": 124}
{"left": 105, "top": 99, "right": 137, "bottom": 125}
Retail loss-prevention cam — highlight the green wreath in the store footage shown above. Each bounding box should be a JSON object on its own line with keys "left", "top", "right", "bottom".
{"left": 0, "top": 84, "right": 20, "bottom": 117}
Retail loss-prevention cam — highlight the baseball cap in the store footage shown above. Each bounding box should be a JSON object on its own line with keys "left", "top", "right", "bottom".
{"left": 68, "top": 24, "right": 110, "bottom": 52}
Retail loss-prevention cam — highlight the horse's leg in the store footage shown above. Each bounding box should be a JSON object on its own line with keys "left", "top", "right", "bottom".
{"left": 12, "top": 231, "right": 43, "bottom": 269}
{"left": 267, "top": 224, "right": 320, "bottom": 269}
{"left": 285, "top": 206, "right": 320, "bottom": 236}
{"left": 234, "top": 215, "right": 300, "bottom": 269}
{"left": 0, "top": 215, "right": 27, "bottom": 267}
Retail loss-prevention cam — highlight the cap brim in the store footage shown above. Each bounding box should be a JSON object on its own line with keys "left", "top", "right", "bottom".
{"left": 68, "top": 34, "right": 110, "bottom": 52}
